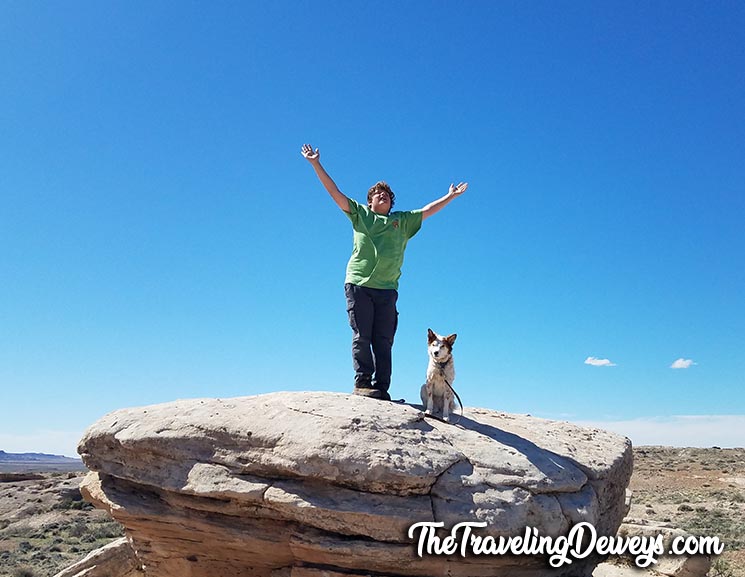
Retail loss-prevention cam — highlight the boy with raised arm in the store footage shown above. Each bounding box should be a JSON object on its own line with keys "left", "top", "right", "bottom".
{"left": 301, "top": 143, "right": 467, "bottom": 401}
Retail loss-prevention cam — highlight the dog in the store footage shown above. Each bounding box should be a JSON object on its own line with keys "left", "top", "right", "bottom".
{"left": 420, "top": 328, "right": 457, "bottom": 422}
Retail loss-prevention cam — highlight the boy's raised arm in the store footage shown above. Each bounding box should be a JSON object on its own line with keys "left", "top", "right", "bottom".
{"left": 420, "top": 182, "right": 468, "bottom": 221}
{"left": 301, "top": 144, "right": 350, "bottom": 213}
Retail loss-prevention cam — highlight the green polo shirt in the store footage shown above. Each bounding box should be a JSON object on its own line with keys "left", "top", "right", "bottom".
{"left": 344, "top": 197, "right": 423, "bottom": 290}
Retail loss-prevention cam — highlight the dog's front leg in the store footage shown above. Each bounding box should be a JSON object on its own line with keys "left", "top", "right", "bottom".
{"left": 424, "top": 382, "right": 435, "bottom": 415}
{"left": 442, "top": 389, "right": 454, "bottom": 422}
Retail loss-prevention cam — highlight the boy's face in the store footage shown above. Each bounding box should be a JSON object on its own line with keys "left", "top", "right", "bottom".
{"left": 369, "top": 190, "right": 392, "bottom": 215}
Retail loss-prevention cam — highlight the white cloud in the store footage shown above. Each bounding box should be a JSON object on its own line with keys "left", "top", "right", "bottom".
{"left": 671, "top": 358, "right": 696, "bottom": 369}
{"left": 584, "top": 356, "right": 617, "bottom": 367}
{"left": 575, "top": 415, "right": 745, "bottom": 448}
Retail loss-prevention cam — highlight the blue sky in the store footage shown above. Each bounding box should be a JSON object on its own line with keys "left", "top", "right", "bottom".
{"left": 2, "top": 2, "right": 743, "bottom": 457}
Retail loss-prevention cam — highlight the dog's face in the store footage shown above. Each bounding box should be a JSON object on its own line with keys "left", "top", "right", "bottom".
{"left": 427, "top": 328, "right": 457, "bottom": 363}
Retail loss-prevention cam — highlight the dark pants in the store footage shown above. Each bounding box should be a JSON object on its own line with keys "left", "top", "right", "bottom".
{"left": 344, "top": 283, "right": 398, "bottom": 392}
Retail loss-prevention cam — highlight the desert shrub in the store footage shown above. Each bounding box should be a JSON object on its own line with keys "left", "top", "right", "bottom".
{"left": 682, "top": 508, "right": 745, "bottom": 550}
{"left": 12, "top": 566, "right": 38, "bottom": 577}
{"left": 80, "top": 521, "right": 124, "bottom": 541}
{"left": 709, "top": 557, "right": 736, "bottom": 577}
{"left": 709, "top": 489, "right": 745, "bottom": 503}
{"left": 89, "top": 521, "right": 124, "bottom": 540}
{"left": 67, "top": 520, "right": 87, "bottom": 537}
{"left": 668, "top": 492, "right": 688, "bottom": 504}
{"left": 6, "top": 524, "right": 37, "bottom": 539}
{"left": 54, "top": 491, "right": 89, "bottom": 511}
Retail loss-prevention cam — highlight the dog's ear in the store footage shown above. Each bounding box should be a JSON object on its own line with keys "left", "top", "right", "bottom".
{"left": 445, "top": 333, "right": 457, "bottom": 346}
{"left": 427, "top": 328, "right": 436, "bottom": 343}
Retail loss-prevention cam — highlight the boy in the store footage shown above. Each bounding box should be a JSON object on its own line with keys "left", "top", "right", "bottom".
{"left": 301, "top": 143, "right": 467, "bottom": 400}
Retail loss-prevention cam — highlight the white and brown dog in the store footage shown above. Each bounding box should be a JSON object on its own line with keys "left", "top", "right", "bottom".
{"left": 420, "top": 328, "right": 457, "bottom": 422}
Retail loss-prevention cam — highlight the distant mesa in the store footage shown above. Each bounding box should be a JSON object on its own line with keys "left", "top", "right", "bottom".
{"left": 1, "top": 449, "right": 76, "bottom": 461}
{"left": 0, "top": 449, "right": 84, "bottom": 474}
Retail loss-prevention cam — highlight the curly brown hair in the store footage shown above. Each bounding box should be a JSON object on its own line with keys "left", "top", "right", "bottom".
{"left": 367, "top": 181, "right": 396, "bottom": 210}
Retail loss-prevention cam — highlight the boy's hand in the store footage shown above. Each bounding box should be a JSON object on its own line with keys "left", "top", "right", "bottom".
{"left": 301, "top": 144, "right": 320, "bottom": 163}
{"left": 449, "top": 182, "right": 468, "bottom": 196}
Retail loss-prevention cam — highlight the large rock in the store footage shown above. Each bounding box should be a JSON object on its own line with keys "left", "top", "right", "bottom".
{"left": 593, "top": 519, "right": 711, "bottom": 577}
{"left": 78, "top": 391, "right": 633, "bottom": 577}
{"left": 52, "top": 537, "right": 140, "bottom": 577}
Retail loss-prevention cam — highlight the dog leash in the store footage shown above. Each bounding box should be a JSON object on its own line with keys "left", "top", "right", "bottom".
{"left": 443, "top": 377, "right": 464, "bottom": 424}
{"left": 433, "top": 361, "right": 464, "bottom": 424}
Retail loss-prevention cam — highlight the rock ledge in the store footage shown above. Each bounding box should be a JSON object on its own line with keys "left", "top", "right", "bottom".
{"left": 79, "top": 391, "right": 633, "bottom": 577}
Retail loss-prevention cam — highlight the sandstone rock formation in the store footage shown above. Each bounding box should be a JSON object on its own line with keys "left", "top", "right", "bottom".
{"left": 78, "top": 391, "right": 633, "bottom": 577}
{"left": 52, "top": 537, "right": 140, "bottom": 577}
{"left": 593, "top": 519, "right": 711, "bottom": 577}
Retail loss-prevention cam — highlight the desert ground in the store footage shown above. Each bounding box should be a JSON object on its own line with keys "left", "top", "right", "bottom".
{"left": 0, "top": 470, "right": 122, "bottom": 577}
{"left": 627, "top": 447, "right": 745, "bottom": 577}
{"left": 0, "top": 446, "right": 743, "bottom": 577}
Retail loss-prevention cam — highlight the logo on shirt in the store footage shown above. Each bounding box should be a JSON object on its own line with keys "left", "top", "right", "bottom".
{"left": 392, "top": 220, "right": 400, "bottom": 229}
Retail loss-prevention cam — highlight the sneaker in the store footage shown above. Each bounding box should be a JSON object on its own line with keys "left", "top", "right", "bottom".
{"left": 354, "top": 376, "right": 374, "bottom": 389}
{"left": 353, "top": 389, "right": 406, "bottom": 403}
{"left": 353, "top": 387, "right": 385, "bottom": 399}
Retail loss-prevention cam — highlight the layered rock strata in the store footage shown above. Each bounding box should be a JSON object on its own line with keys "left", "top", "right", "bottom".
{"left": 78, "top": 391, "right": 633, "bottom": 577}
